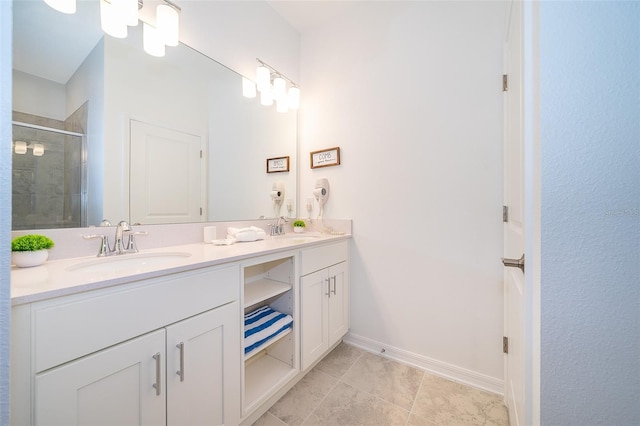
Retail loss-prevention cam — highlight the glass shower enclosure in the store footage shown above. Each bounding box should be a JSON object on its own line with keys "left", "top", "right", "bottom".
{"left": 12, "top": 122, "right": 87, "bottom": 230}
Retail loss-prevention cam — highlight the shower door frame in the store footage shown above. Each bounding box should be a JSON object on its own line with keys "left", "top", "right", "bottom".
{"left": 12, "top": 121, "right": 88, "bottom": 228}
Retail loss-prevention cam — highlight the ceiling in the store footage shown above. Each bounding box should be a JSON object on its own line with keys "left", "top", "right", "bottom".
{"left": 265, "top": 1, "right": 361, "bottom": 34}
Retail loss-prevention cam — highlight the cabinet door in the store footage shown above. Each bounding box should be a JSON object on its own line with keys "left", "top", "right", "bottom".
{"left": 166, "top": 302, "right": 241, "bottom": 426}
{"left": 35, "top": 330, "right": 166, "bottom": 426}
{"left": 328, "top": 261, "right": 349, "bottom": 346}
{"left": 300, "top": 269, "right": 329, "bottom": 371}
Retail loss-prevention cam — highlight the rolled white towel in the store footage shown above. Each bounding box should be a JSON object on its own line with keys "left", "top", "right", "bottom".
{"left": 227, "top": 226, "right": 266, "bottom": 242}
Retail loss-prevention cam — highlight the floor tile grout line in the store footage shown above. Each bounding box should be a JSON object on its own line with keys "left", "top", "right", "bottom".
{"left": 405, "top": 370, "right": 426, "bottom": 426}
{"left": 298, "top": 348, "right": 365, "bottom": 425}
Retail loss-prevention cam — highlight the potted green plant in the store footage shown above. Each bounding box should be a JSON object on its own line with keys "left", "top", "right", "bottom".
{"left": 11, "top": 234, "right": 54, "bottom": 268}
{"left": 292, "top": 220, "right": 306, "bottom": 233}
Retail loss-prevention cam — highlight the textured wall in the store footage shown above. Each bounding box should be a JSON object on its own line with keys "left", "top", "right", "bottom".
{"left": 540, "top": 1, "right": 640, "bottom": 424}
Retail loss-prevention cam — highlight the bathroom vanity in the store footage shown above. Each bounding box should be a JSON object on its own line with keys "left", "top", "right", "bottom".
{"left": 10, "top": 228, "right": 350, "bottom": 425}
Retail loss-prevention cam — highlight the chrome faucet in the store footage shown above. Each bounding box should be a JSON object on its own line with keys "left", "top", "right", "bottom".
{"left": 113, "top": 220, "right": 132, "bottom": 254}
{"left": 83, "top": 220, "right": 147, "bottom": 257}
{"left": 272, "top": 216, "right": 288, "bottom": 236}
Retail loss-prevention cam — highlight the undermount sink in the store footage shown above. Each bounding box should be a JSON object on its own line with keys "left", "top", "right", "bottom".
{"left": 66, "top": 252, "right": 192, "bottom": 273}
{"left": 274, "top": 232, "right": 322, "bottom": 242}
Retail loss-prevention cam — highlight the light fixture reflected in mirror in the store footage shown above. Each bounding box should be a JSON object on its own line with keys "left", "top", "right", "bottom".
{"left": 32, "top": 143, "right": 45, "bottom": 157}
{"left": 124, "top": 0, "right": 139, "bottom": 26}
{"left": 143, "top": 23, "right": 165, "bottom": 57}
{"left": 44, "top": 0, "right": 76, "bottom": 14}
{"left": 100, "top": 0, "right": 128, "bottom": 39}
{"left": 251, "top": 59, "right": 300, "bottom": 113}
{"left": 14, "top": 141, "right": 27, "bottom": 155}
{"left": 242, "top": 77, "right": 257, "bottom": 98}
{"left": 157, "top": 1, "right": 180, "bottom": 47}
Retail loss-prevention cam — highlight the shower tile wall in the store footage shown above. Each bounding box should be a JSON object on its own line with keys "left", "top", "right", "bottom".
{"left": 12, "top": 106, "right": 87, "bottom": 230}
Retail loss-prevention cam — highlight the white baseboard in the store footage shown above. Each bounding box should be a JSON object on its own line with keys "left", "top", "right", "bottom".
{"left": 343, "top": 332, "right": 504, "bottom": 396}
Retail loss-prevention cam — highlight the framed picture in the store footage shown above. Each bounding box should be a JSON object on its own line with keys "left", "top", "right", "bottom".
{"left": 266, "top": 156, "right": 290, "bottom": 173}
{"left": 310, "top": 147, "right": 341, "bottom": 169}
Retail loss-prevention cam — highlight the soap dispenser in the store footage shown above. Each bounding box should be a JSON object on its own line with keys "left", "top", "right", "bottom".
{"left": 313, "top": 178, "right": 330, "bottom": 219}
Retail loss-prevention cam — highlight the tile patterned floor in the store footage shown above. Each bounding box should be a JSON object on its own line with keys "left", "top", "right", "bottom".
{"left": 253, "top": 343, "right": 509, "bottom": 426}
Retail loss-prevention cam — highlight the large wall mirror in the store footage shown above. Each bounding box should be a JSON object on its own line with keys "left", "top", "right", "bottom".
{"left": 11, "top": 0, "right": 297, "bottom": 230}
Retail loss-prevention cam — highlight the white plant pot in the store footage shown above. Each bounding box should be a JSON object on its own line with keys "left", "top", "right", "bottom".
{"left": 12, "top": 249, "right": 49, "bottom": 268}
{"left": 293, "top": 227, "right": 305, "bottom": 233}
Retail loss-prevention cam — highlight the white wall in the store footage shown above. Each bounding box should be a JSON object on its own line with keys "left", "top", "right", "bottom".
{"left": 178, "top": 1, "right": 300, "bottom": 82}
{"left": 299, "top": 1, "right": 507, "bottom": 389}
{"left": 539, "top": 1, "right": 640, "bottom": 424}
{"left": 0, "top": 0, "right": 11, "bottom": 422}
{"left": 12, "top": 70, "right": 65, "bottom": 120}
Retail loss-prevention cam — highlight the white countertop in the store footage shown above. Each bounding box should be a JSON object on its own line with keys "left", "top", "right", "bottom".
{"left": 11, "top": 232, "right": 350, "bottom": 306}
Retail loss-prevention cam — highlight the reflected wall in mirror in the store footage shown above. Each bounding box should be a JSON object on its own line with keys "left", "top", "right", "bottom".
{"left": 11, "top": 0, "right": 297, "bottom": 230}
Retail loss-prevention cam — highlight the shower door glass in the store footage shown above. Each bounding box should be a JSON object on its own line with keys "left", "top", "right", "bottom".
{"left": 12, "top": 123, "right": 87, "bottom": 230}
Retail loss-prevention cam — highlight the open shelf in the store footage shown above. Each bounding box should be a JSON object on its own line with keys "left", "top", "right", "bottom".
{"left": 244, "top": 354, "right": 296, "bottom": 412}
{"left": 244, "top": 278, "right": 291, "bottom": 308}
{"left": 244, "top": 328, "right": 291, "bottom": 361}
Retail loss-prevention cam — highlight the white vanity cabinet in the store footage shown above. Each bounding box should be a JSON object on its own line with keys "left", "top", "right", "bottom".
{"left": 12, "top": 265, "right": 241, "bottom": 426}
{"left": 300, "top": 241, "right": 349, "bottom": 371}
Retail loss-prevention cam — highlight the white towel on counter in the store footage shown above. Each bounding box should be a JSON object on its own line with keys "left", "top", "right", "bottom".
{"left": 227, "top": 226, "right": 266, "bottom": 242}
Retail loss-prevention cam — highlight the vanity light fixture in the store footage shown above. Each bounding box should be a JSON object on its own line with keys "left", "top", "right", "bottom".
{"left": 44, "top": 0, "right": 76, "bottom": 14}
{"left": 143, "top": 23, "right": 166, "bottom": 57}
{"left": 156, "top": 1, "right": 180, "bottom": 47}
{"left": 14, "top": 141, "right": 27, "bottom": 155}
{"left": 251, "top": 58, "right": 300, "bottom": 112}
{"left": 123, "top": 0, "right": 140, "bottom": 26}
{"left": 100, "top": 0, "right": 128, "bottom": 39}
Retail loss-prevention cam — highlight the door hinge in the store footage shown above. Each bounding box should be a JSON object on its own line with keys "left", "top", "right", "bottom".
{"left": 502, "top": 74, "right": 509, "bottom": 91}
{"left": 200, "top": 150, "right": 203, "bottom": 159}
{"left": 200, "top": 207, "right": 203, "bottom": 216}
{"left": 503, "top": 205, "right": 509, "bottom": 223}
{"left": 503, "top": 336, "right": 509, "bottom": 354}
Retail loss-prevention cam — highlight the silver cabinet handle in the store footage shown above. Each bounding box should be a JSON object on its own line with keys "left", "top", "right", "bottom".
{"left": 331, "top": 276, "right": 337, "bottom": 295}
{"left": 502, "top": 254, "right": 525, "bottom": 273}
{"left": 152, "top": 352, "right": 161, "bottom": 396}
{"left": 176, "top": 342, "right": 185, "bottom": 382}
{"left": 325, "top": 278, "right": 331, "bottom": 297}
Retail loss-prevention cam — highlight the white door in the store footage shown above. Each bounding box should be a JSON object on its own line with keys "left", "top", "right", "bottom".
{"left": 166, "top": 303, "right": 241, "bottom": 426}
{"left": 35, "top": 330, "right": 166, "bottom": 426}
{"left": 130, "top": 120, "right": 203, "bottom": 224}
{"left": 503, "top": 1, "right": 526, "bottom": 425}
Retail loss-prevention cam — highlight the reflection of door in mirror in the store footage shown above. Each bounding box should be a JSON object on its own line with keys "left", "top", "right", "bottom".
{"left": 129, "top": 120, "right": 204, "bottom": 224}
{"left": 12, "top": 121, "right": 87, "bottom": 230}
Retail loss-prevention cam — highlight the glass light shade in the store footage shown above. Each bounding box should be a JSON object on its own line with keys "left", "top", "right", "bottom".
{"left": 256, "top": 66, "right": 271, "bottom": 92}
{"left": 242, "top": 77, "right": 257, "bottom": 98}
{"left": 273, "top": 77, "right": 287, "bottom": 101}
{"left": 276, "top": 98, "right": 289, "bottom": 113}
{"left": 143, "top": 23, "right": 166, "bottom": 57}
{"left": 100, "top": 0, "right": 127, "bottom": 39}
{"left": 14, "top": 141, "right": 27, "bottom": 155}
{"left": 157, "top": 4, "right": 180, "bottom": 47}
{"left": 287, "top": 86, "right": 300, "bottom": 110}
{"left": 260, "top": 85, "right": 274, "bottom": 106}
{"left": 44, "top": 0, "right": 76, "bottom": 14}
{"left": 32, "top": 144, "right": 45, "bottom": 157}
{"left": 124, "top": 0, "right": 138, "bottom": 26}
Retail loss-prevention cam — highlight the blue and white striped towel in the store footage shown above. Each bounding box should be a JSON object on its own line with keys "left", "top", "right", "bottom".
{"left": 244, "top": 305, "right": 293, "bottom": 355}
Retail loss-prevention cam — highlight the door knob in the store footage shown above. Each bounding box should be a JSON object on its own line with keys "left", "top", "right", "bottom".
{"left": 502, "top": 254, "right": 525, "bottom": 273}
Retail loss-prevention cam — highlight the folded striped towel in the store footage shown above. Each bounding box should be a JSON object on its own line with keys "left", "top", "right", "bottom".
{"left": 244, "top": 305, "right": 293, "bottom": 355}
